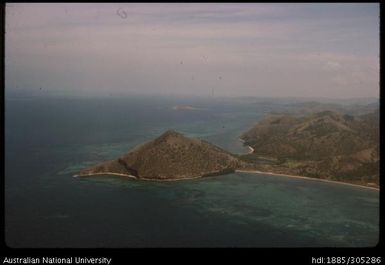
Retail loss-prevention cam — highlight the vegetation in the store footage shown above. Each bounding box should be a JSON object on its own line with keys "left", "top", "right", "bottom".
{"left": 79, "top": 130, "right": 246, "bottom": 180}
{"left": 79, "top": 108, "right": 379, "bottom": 187}
{"left": 240, "top": 110, "right": 379, "bottom": 186}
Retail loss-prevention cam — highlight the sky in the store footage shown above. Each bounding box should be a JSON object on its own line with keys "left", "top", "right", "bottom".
{"left": 5, "top": 3, "right": 380, "bottom": 98}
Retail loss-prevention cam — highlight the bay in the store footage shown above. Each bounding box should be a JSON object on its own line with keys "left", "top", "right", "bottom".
{"left": 5, "top": 96, "right": 379, "bottom": 247}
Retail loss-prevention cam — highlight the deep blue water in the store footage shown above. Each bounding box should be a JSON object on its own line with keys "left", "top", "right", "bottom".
{"left": 4, "top": 96, "right": 379, "bottom": 247}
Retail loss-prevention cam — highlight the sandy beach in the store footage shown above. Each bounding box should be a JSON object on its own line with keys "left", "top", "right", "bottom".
{"left": 74, "top": 172, "right": 137, "bottom": 179}
{"left": 235, "top": 169, "right": 379, "bottom": 191}
{"left": 239, "top": 138, "right": 254, "bottom": 154}
{"left": 247, "top": 146, "right": 254, "bottom": 154}
{"left": 74, "top": 140, "right": 378, "bottom": 190}
{"left": 75, "top": 169, "right": 379, "bottom": 190}
{"left": 75, "top": 172, "right": 203, "bottom": 182}
{"left": 236, "top": 140, "right": 379, "bottom": 191}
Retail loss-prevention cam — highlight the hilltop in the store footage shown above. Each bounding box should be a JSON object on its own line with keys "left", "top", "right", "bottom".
{"left": 79, "top": 130, "right": 245, "bottom": 180}
{"left": 78, "top": 110, "right": 379, "bottom": 187}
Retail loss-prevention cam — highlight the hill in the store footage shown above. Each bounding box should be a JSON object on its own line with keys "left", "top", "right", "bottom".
{"left": 79, "top": 130, "right": 245, "bottom": 180}
{"left": 240, "top": 110, "right": 379, "bottom": 186}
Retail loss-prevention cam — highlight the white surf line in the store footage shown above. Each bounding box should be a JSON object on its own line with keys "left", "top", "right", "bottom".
{"left": 236, "top": 139, "right": 378, "bottom": 191}
{"left": 75, "top": 172, "right": 137, "bottom": 179}
{"left": 75, "top": 170, "right": 379, "bottom": 190}
{"left": 239, "top": 138, "right": 254, "bottom": 154}
{"left": 235, "top": 170, "right": 379, "bottom": 191}
{"left": 247, "top": 146, "right": 254, "bottom": 154}
{"left": 75, "top": 172, "right": 203, "bottom": 182}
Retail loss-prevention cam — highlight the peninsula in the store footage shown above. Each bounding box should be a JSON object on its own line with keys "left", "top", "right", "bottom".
{"left": 79, "top": 130, "right": 248, "bottom": 180}
{"left": 78, "top": 110, "right": 379, "bottom": 188}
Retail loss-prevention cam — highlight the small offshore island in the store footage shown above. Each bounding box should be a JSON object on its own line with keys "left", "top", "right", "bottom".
{"left": 79, "top": 110, "right": 379, "bottom": 188}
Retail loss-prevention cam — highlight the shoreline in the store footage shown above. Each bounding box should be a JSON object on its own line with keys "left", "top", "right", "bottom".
{"left": 75, "top": 141, "right": 378, "bottom": 190}
{"left": 239, "top": 138, "right": 254, "bottom": 154}
{"left": 238, "top": 142, "right": 379, "bottom": 191}
{"left": 75, "top": 170, "right": 378, "bottom": 190}
{"left": 247, "top": 146, "right": 254, "bottom": 154}
{"left": 74, "top": 172, "right": 138, "bottom": 179}
{"left": 75, "top": 172, "right": 203, "bottom": 182}
{"left": 141, "top": 175, "right": 203, "bottom": 182}
{"left": 235, "top": 170, "right": 379, "bottom": 191}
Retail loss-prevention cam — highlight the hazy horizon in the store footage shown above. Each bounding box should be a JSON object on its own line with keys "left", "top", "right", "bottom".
{"left": 5, "top": 3, "right": 380, "bottom": 99}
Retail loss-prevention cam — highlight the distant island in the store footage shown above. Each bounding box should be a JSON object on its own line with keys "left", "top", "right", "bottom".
{"left": 172, "top": 105, "right": 198, "bottom": 110}
{"left": 78, "top": 110, "right": 379, "bottom": 188}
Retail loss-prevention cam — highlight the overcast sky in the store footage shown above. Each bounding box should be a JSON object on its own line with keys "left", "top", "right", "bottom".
{"left": 5, "top": 3, "right": 379, "bottom": 98}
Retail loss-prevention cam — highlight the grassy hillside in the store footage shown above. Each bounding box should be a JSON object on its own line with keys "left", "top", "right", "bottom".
{"left": 80, "top": 130, "right": 245, "bottom": 180}
{"left": 240, "top": 110, "right": 379, "bottom": 186}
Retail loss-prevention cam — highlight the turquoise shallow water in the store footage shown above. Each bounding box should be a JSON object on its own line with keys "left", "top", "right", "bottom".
{"left": 5, "top": 96, "right": 379, "bottom": 247}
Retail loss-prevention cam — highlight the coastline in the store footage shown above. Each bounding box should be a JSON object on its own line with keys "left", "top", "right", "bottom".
{"left": 75, "top": 170, "right": 379, "bottom": 190}
{"left": 75, "top": 172, "right": 203, "bottom": 182}
{"left": 247, "top": 146, "right": 254, "bottom": 154}
{"left": 238, "top": 142, "right": 379, "bottom": 191}
{"left": 239, "top": 138, "right": 254, "bottom": 154}
{"left": 75, "top": 141, "right": 378, "bottom": 190}
{"left": 140, "top": 175, "right": 203, "bottom": 182}
{"left": 235, "top": 169, "right": 379, "bottom": 191}
{"left": 74, "top": 172, "right": 137, "bottom": 179}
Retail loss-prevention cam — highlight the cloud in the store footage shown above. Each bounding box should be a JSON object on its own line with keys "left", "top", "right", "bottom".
{"left": 5, "top": 3, "right": 379, "bottom": 98}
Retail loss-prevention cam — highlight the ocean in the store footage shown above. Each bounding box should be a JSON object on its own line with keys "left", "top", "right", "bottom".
{"left": 4, "top": 96, "right": 379, "bottom": 247}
